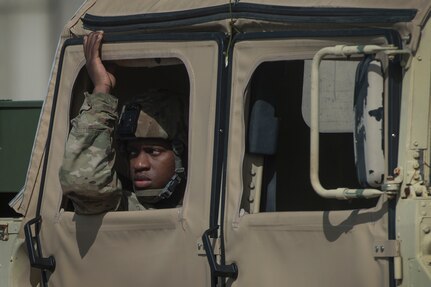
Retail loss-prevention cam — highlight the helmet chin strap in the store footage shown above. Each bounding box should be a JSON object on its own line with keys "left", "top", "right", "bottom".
{"left": 134, "top": 140, "right": 186, "bottom": 204}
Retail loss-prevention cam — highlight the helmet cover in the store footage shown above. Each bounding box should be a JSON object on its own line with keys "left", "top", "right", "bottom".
{"left": 117, "top": 90, "right": 187, "bottom": 147}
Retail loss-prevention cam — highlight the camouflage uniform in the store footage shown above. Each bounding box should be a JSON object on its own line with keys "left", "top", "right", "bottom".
{"left": 59, "top": 92, "right": 145, "bottom": 214}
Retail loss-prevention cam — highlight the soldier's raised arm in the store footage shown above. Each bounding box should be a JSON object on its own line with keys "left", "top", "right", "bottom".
{"left": 59, "top": 32, "right": 122, "bottom": 214}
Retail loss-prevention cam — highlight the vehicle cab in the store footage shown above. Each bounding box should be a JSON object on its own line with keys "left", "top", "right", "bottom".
{"left": 2, "top": 0, "right": 431, "bottom": 286}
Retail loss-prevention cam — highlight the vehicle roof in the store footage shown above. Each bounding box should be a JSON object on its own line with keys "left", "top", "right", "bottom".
{"left": 63, "top": 0, "right": 430, "bottom": 52}
{"left": 78, "top": 0, "right": 428, "bottom": 20}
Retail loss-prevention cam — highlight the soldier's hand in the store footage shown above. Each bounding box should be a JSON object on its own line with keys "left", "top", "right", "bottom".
{"left": 83, "top": 31, "right": 116, "bottom": 94}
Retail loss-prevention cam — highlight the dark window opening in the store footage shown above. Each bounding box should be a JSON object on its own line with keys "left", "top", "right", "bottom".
{"left": 62, "top": 59, "right": 190, "bottom": 212}
{"left": 243, "top": 60, "right": 379, "bottom": 212}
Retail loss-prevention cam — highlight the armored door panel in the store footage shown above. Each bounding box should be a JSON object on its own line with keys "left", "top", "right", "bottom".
{"left": 15, "top": 35, "right": 223, "bottom": 287}
{"left": 223, "top": 31, "right": 400, "bottom": 287}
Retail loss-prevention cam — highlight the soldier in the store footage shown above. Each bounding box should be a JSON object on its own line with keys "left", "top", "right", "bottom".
{"left": 59, "top": 31, "right": 187, "bottom": 214}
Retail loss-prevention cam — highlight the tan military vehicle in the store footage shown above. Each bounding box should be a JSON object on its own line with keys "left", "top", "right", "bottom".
{"left": 2, "top": 0, "right": 431, "bottom": 286}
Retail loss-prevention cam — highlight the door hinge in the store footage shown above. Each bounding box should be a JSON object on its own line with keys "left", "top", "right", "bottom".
{"left": 373, "top": 240, "right": 400, "bottom": 257}
{"left": 373, "top": 240, "right": 400, "bottom": 258}
{"left": 381, "top": 167, "right": 403, "bottom": 197}
{"left": 374, "top": 239, "right": 402, "bottom": 280}
{"left": 0, "top": 223, "right": 9, "bottom": 241}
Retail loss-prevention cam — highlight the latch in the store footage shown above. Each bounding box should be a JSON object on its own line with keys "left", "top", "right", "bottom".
{"left": 24, "top": 216, "right": 56, "bottom": 271}
{"left": 201, "top": 226, "right": 238, "bottom": 279}
{"left": 0, "top": 223, "right": 9, "bottom": 241}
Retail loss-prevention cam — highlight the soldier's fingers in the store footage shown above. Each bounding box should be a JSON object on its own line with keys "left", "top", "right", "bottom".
{"left": 85, "top": 33, "right": 97, "bottom": 60}
{"left": 87, "top": 32, "right": 97, "bottom": 59}
{"left": 93, "top": 32, "right": 103, "bottom": 58}
{"left": 83, "top": 35, "right": 89, "bottom": 60}
{"left": 89, "top": 31, "right": 103, "bottom": 59}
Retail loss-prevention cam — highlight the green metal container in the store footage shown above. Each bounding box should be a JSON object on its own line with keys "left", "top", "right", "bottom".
{"left": 0, "top": 101, "right": 42, "bottom": 193}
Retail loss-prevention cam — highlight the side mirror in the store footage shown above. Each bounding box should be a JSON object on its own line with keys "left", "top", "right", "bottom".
{"left": 309, "top": 45, "right": 396, "bottom": 199}
{"left": 354, "top": 57, "right": 385, "bottom": 188}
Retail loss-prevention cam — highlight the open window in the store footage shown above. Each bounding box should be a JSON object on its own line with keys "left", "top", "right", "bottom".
{"left": 62, "top": 58, "right": 190, "bottom": 212}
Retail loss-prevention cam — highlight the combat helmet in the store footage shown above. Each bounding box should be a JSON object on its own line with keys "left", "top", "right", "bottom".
{"left": 117, "top": 90, "right": 187, "bottom": 204}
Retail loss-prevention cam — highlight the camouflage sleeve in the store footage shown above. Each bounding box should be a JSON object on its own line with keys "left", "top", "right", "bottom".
{"left": 59, "top": 92, "right": 123, "bottom": 214}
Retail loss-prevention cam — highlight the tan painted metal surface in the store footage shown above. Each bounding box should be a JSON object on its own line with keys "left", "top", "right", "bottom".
{"left": 4, "top": 0, "right": 431, "bottom": 286}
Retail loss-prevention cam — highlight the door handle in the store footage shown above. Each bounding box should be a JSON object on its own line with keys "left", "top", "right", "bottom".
{"left": 24, "top": 216, "right": 56, "bottom": 271}
{"left": 202, "top": 226, "right": 238, "bottom": 279}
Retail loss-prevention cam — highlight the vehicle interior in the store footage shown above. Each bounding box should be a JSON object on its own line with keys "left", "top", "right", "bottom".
{"left": 241, "top": 59, "right": 381, "bottom": 213}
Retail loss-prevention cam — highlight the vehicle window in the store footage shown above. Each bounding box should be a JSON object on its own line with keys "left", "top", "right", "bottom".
{"left": 241, "top": 59, "right": 380, "bottom": 213}
{"left": 62, "top": 58, "right": 190, "bottom": 212}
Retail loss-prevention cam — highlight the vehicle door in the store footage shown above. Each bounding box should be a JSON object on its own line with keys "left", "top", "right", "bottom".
{"left": 219, "top": 28, "right": 404, "bottom": 287}
{"left": 12, "top": 33, "right": 225, "bottom": 287}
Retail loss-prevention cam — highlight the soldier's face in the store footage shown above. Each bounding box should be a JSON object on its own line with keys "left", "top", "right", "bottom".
{"left": 127, "top": 139, "right": 176, "bottom": 190}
